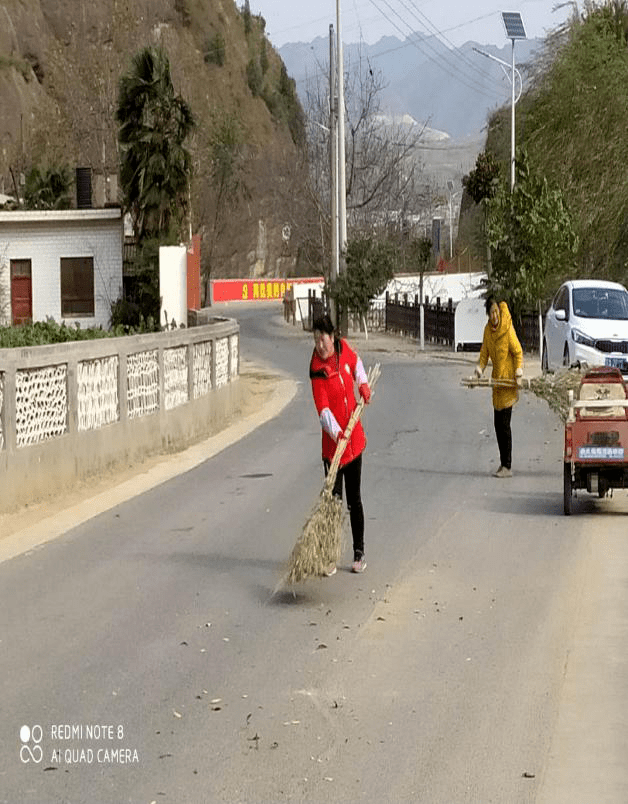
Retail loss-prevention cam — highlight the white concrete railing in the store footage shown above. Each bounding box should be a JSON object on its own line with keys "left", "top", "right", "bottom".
{"left": 0, "top": 317, "right": 240, "bottom": 512}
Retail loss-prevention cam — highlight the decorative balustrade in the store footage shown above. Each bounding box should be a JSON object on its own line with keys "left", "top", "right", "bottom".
{"left": 0, "top": 317, "right": 240, "bottom": 511}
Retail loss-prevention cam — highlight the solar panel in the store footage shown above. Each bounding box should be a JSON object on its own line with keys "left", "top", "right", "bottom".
{"left": 502, "top": 11, "right": 527, "bottom": 39}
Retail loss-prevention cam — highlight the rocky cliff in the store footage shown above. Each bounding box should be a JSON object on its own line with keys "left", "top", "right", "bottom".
{"left": 0, "top": 0, "right": 311, "bottom": 281}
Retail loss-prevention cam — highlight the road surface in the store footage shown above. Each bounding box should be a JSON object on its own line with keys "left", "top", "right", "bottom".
{"left": 1, "top": 303, "right": 626, "bottom": 803}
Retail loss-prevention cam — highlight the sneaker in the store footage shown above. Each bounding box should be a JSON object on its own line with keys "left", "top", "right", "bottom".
{"left": 351, "top": 557, "right": 367, "bottom": 573}
{"left": 493, "top": 466, "right": 513, "bottom": 478}
{"left": 323, "top": 563, "right": 337, "bottom": 577}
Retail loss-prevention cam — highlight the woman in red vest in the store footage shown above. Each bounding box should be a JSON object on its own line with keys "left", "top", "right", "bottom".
{"left": 310, "top": 314, "right": 371, "bottom": 574}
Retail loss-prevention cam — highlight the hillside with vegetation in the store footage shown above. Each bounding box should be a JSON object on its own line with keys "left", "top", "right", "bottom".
{"left": 0, "top": 0, "right": 313, "bottom": 293}
{"left": 458, "top": 0, "right": 628, "bottom": 309}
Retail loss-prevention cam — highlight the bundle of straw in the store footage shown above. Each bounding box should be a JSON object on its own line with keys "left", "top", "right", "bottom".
{"left": 528, "top": 368, "right": 583, "bottom": 422}
{"left": 280, "top": 363, "right": 381, "bottom": 587}
{"left": 461, "top": 368, "right": 584, "bottom": 423}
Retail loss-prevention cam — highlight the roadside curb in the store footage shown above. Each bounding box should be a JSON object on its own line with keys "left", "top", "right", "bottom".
{"left": 0, "top": 376, "right": 298, "bottom": 565}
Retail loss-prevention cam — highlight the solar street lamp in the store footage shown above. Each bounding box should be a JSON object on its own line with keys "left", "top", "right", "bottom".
{"left": 502, "top": 12, "right": 527, "bottom": 190}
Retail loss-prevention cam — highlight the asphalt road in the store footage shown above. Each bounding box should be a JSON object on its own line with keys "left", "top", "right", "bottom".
{"left": 1, "top": 303, "right": 627, "bottom": 803}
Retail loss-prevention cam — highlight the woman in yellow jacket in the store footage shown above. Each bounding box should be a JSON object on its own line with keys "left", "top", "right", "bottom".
{"left": 475, "top": 297, "right": 524, "bottom": 478}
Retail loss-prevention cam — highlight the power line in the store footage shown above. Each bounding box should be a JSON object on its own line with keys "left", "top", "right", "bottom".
{"left": 402, "top": 0, "right": 506, "bottom": 88}
{"left": 364, "top": 0, "right": 507, "bottom": 100}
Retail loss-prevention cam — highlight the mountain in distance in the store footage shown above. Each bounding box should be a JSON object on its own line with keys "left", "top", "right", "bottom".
{"left": 280, "top": 33, "right": 544, "bottom": 143}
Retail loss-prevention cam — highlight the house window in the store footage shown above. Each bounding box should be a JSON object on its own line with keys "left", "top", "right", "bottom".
{"left": 60, "top": 257, "right": 94, "bottom": 317}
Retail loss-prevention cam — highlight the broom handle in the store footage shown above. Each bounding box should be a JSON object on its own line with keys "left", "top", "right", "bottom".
{"left": 462, "top": 376, "right": 529, "bottom": 389}
{"left": 324, "top": 363, "right": 381, "bottom": 492}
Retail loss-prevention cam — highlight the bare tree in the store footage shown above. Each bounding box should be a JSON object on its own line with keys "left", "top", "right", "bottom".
{"left": 304, "top": 50, "right": 431, "bottom": 258}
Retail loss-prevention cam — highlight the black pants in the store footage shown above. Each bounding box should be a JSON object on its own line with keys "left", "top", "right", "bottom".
{"left": 323, "top": 454, "right": 364, "bottom": 560}
{"left": 494, "top": 406, "right": 512, "bottom": 470}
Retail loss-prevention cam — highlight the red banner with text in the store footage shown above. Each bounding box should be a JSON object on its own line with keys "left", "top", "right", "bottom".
{"left": 211, "top": 277, "right": 321, "bottom": 303}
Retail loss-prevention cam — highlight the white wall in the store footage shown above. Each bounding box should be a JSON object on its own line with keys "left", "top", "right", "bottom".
{"left": 293, "top": 272, "right": 486, "bottom": 323}
{"left": 0, "top": 245, "right": 9, "bottom": 326}
{"left": 159, "top": 245, "right": 187, "bottom": 328}
{"left": 377, "top": 272, "right": 486, "bottom": 304}
{"left": 293, "top": 279, "right": 324, "bottom": 323}
{"left": 0, "top": 212, "right": 123, "bottom": 329}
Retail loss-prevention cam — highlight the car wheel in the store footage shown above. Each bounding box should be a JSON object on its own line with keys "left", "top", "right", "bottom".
{"left": 563, "top": 463, "right": 572, "bottom": 516}
{"left": 542, "top": 340, "right": 550, "bottom": 374}
{"left": 563, "top": 343, "right": 571, "bottom": 368}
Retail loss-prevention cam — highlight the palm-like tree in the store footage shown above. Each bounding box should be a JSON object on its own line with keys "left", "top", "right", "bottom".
{"left": 116, "top": 47, "right": 195, "bottom": 241}
{"left": 24, "top": 166, "right": 72, "bottom": 210}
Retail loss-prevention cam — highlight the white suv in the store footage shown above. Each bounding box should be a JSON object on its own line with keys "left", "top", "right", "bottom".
{"left": 543, "top": 279, "right": 628, "bottom": 373}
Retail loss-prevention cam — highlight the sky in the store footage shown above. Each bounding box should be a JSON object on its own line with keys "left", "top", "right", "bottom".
{"left": 250, "top": 0, "right": 575, "bottom": 49}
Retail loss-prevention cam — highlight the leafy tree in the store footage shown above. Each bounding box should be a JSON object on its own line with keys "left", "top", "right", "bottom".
{"left": 260, "top": 38, "right": 269, "bottom": 74}
{"left": 482, "top": 0, "right": 628, "bottom": 279}
{"left": 526, "top": 0, "right": 628, "bottom": 277}
{"left": 262, "top": 65, "right": 305, "bottom": 145}
{"left": 242, "top": 0, "right": 252, "bottom": 35}
{"left": 328, "top": 236, "right": 396, "bottom": 333}
{"left": 485, "top": 150, "right": 578, "bottom": 317}
{"left": 462, "top": 150, "right": 500, "bottom": 277}
{"left": 23, "top": 166, "right": 72, "bottom": 210}
{"left": 116, "top": 47, "right": 195, "bottom": 242}
{"left": 463, "top": 151, "right": 500, "bottom": 205}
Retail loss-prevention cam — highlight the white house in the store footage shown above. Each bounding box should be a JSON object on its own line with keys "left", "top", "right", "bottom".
{"left": 0, "top": 208, "right": 123, "bottom": 329}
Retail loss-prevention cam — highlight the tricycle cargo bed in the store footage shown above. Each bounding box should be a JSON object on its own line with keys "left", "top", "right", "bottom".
{"left": 563, "top": 367, "right": 628, "bottom": 514}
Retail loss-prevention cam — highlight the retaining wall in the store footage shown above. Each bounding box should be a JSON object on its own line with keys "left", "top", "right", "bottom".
{"left": 0, "top": 318, "right": 240, "bottom": 512}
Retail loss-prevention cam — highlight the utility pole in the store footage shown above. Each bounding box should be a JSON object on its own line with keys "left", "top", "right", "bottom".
{"left": 329, "top": 24, "right": 339, "bottom": 326}
{"left": 336, "top": 0, "right": 348, "bottom": 335}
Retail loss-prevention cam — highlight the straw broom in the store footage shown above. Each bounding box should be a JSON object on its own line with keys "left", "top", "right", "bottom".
{"left": 461, "top": 368, "right": 584, "bottom": 422}
{"left": 279, "top": 363, "right": 381, "bottom": 588}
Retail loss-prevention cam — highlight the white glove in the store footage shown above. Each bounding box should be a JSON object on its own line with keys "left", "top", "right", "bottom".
{"left": 515, "top": 367, "right": 523, "bottom": 387}
{"left": 474, "top": 365, "right": 483, "bottom": 378}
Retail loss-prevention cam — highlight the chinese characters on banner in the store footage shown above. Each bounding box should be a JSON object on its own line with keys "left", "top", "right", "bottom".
{"left": 211, "top": 278, "right": 321, "bottom": 303}
{"left": 242, "top": 280, "right": 289, "bottom": 301}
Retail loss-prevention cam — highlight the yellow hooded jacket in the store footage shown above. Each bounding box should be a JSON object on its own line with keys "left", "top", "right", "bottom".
{"left": 479, "top": 301, "right": 523, "bottom": 410}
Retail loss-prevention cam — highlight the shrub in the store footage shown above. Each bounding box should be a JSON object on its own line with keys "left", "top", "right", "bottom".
{"left": 204, "top": 33, "right": 226, "bottom": 67}
{"left": 0, "top": 319, "right": 111, "bottom": 347}
{"left": 246, "top": 58, "right": 262, "bottom": 96}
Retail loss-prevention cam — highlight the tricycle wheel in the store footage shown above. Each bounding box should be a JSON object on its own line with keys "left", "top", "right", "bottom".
{"left": 563, "top": 463, "right": 573, "bottom": 516}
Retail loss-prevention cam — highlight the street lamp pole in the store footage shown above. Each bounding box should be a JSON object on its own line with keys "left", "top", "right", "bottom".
{"left": 447, "top": 180, "right": 454, "bottom": 259}
{"left": 472, "top": 44, "right": 524, "bottom": 190}
{"left": 473, "top": 14, "right": 526, "bottom": 190}
{"left": 501, "top": 12, "right": 527, "bottom": 190}
{"left": 510, "top": 36, "right": 516, "bottom": 190}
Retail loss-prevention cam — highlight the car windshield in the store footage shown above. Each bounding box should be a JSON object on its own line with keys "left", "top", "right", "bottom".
{"left": 572, "top": 288, "right": 628, "bottom": 320}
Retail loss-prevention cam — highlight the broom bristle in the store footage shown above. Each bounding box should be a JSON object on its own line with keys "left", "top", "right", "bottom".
{"left": 283, "top": 490, "right": 344, "bottom": 585}
{"left": 528, "top": 368, "right": 583, "bottom": 422}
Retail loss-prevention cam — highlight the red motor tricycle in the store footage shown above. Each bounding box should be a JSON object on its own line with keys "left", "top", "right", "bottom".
{"left": 564, "top": 366, "right": 628, "bottom": 515}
